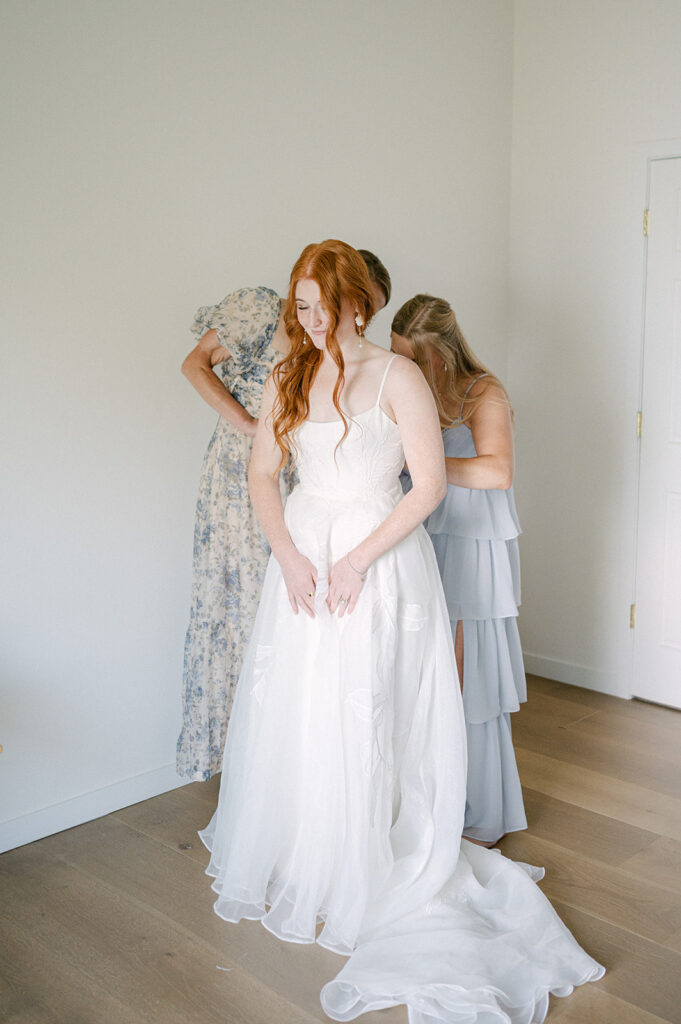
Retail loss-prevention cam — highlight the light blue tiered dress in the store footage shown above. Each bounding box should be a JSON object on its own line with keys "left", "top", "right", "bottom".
{"left": 427, "top": 377, "right": 527, "bottom": 843}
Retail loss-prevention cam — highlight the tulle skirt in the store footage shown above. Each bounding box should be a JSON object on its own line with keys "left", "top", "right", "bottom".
{"left": 200, "top": 490, "right": 604, "bottom": 1021}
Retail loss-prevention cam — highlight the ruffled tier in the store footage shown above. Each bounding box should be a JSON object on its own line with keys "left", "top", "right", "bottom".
{"left": 426, "top": 482, "right": 521, "bottom": 540}
{"left": 321, "top": 842, "right": 604, "bottom": 1023}
{"left": 460, "top": 617, "right": 526, "bottom": 722}
{"left": 464, "top": 714, "right": 528, "bottom": 842}
{"left": 430, "top": 533, "right": 521, "bottom": 620}
{"left": 449, "top": 617, "right": 528, "bottom": 843}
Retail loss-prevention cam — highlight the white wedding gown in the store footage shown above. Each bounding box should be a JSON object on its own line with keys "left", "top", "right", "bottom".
{"left": 200, "top": 359, "right": 604, "bottom": 1022}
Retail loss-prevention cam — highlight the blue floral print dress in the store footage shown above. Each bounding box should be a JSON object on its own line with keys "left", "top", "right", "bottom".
{"left": 177, "top": 286, "right": 284, "bottom": 781}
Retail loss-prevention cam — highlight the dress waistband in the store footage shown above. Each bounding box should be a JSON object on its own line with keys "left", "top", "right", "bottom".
{"left": 292, "top": 483, "right": 403, "bottom": 506}
{"left": 292, "top": 483, "right": 401, "bottom": 499}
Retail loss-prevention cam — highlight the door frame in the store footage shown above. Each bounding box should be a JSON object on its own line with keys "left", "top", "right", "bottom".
{"left": 625, "top": 140, "right": 681, "bottom": 699}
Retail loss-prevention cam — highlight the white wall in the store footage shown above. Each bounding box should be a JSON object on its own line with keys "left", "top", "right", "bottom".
{"left": 508, "top": 0, "right": 681, "bottom": 695}
{"left": 0, "top": 0, "right": 513, "bottom": 851}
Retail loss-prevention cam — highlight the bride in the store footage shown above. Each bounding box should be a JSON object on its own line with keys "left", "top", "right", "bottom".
{"left": 200, "top": 240, "right": 603, "bottom": 1022}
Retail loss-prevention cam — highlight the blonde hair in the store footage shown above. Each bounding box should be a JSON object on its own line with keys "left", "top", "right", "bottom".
{"left": 391, "top": 294, "right": 511, "bottom": 427}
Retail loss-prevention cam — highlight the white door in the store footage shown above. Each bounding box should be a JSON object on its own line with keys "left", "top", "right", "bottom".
{"left": 633, "top": 157, "right": 681, "bottom": 708}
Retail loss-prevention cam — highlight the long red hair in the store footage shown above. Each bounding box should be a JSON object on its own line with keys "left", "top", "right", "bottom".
{"left": 272, "top": 240, "right": 375, "bottom": 467}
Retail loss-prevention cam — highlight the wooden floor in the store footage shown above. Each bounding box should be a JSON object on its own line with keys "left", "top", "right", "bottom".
{"left": 2, "top": 675, "right": 681, "bottom": 1024}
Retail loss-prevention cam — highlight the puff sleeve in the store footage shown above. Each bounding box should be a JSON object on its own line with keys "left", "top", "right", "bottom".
{"left": 190, "top": 286, "right": 281, "bottom": 376}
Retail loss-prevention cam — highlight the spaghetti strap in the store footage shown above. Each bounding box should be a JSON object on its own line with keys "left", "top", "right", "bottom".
{"left": 454, "top": 372, "right": 489, "bottom": 423}
{"left": 376, "top": 354, "right": 398, "bottom": 407}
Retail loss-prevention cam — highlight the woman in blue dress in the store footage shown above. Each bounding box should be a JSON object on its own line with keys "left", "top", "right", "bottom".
{"left": 391, "top": 294, "right": 527, "bottom": 846}
{"left": 176, "top": 254, "right": 391, "bottom": 781}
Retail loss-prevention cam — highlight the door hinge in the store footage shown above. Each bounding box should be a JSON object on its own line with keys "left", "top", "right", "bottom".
{"left": 630, "top": 603, "right": 636, "bottom": 629}
{"left": 636, "top": 410, "right": 642, "bottom": 438}
{"left": 643, "top": 209, "right": 649, "bottom": 236}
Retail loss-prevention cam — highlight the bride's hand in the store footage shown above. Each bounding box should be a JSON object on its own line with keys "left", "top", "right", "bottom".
{"left": 327, "top": 553, "right": 366, "bottom": 618}
{"left": 279, "top": 549, "right": 318, "bottom": 618}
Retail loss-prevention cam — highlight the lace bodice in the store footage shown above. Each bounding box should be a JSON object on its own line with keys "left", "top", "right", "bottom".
{"left": 283, "top": 357, "right": 404, "bottom": 577}
{"left": 293, "top": 404, "right": 404, "bottom": 505}
{"left": 288, "top": 355, "right": 403, "bottom": 506}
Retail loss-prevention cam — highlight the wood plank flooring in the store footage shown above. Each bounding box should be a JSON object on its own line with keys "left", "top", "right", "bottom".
{"left": 1, "top": 674, "right": 680, "bottom": 1023}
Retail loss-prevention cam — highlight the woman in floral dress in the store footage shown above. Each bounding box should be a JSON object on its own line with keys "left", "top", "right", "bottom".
{"left": 177, "top": 256, "right": 391, "bottom": 781}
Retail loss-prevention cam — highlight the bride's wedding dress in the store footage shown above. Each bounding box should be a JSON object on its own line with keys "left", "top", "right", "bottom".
{"left": 200, "top": 359, "right": 604, "bottom": 1022}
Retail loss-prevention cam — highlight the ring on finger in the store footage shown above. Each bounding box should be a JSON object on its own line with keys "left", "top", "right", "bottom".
{"left": 339, "top": 596, "right": 348, "bottom": 604}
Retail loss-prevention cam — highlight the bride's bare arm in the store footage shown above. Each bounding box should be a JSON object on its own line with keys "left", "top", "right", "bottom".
{"left": 248, "top": 377, "right": 317, "bottom": 616}
{"left": 248, "top": 377, "right": 292, "bottom": 560}
{"left": 328, "top": 357, "right": 446, "bottom": 615}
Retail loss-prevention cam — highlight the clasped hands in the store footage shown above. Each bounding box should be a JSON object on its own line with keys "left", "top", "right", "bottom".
{"left": 281, "top": 548, "right": 366, "bottom": 619}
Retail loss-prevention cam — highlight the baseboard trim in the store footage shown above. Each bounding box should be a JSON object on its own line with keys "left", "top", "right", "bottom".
{"left": 0, "top": 763, "right": 185, "bottom": 854}
{"left": 522, "top": 651, "right": 627, "bottom": 699}
{"left": 1, "top": 656, "right": 629, "bottom": 855}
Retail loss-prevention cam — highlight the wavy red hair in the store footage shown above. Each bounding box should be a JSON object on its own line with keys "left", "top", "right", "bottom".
{"left": 272, "top": 240, "right": 376, "bottom": 467}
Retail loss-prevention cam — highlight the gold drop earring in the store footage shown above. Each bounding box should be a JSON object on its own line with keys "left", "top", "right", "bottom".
{"left": 302, "top": 330, "right": 307, "bottom": 345}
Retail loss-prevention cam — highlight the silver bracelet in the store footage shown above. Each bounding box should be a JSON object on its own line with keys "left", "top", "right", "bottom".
{"left": 346, "top": 552, "right": 366, "bottom": 579}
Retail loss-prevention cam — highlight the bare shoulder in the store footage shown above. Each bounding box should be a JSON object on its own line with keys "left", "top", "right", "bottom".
{"left": 356, "top": 340, "right": 397, "bottom": 369}
{"left": 381, "top": 353, "right": 434, "bottom": 425}
{"left": 384, "top": 352, "right": 429, "bottom": 395}
{"left": 463, "top": 374, "right": 503, "bottom": 398}
{"left": 468, "top": 377, "right": 513, "bottom": 431}
{"left": 464, "top": 376, "right": 508, "bottom": 409}
{"left": 352, "top": 343, "right": 422, "bottom": 391}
